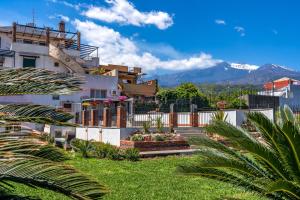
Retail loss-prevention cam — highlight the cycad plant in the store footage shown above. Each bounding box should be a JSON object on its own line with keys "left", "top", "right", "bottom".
{"left": 178, "top": 105, "right": 300, "bottom": 199}
{"left": 0, "top": 68, "right": 106, "bottom": 199}
{"left": 211, "top": 110, "right": 228, "bottom": 122}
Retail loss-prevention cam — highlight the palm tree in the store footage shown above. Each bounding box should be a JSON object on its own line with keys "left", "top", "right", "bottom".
{"left": 0, "top": 68, "right": 106, "bottom": 199}
{"left": 178, "top": 105, "right": 300, "bottom": 199}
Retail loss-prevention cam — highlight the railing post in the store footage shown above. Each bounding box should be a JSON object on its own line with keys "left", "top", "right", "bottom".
{"left": 190, "top": 104, "right": 198, "bottom": 127}
{"left": 46, "top": 27, "right": 50, "bottom": 46}
{"left": 169, "top": 103, "right": 178, "bottom": 128}
{"left": 12, "top": 22, "right": 16, "bottom": 42}
{"left": 90, "top": 109, "right": 99, "bottom": 126}
{"left": 117, "top": 105, "right": 127, "bottom": 128}
{"left": 81, "top": 110, "right": 89, "bottom": 126}
{"left": 103, "top": 107, "right": 112, "bottom": 127}
{"left": 77, "top": 32, "right": 81, "bottom": 50}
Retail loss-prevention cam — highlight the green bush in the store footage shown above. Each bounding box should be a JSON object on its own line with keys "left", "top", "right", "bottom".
{"left": 130, "top": 134, "right": 144, "bottom": 141}
{"left": 154, "top": 134, "right": 166, "bottom": 141}
{"left": 70, "top": 138, "right": 93, "bottom": 158}
{"left": 142, "top": 120, "right": 151, "bottom": 134}
{"left": 92, "top": 142, "right": 111, "bottom": 158}
{"left": 156, "top": 116, "right": 164, "bottom": 133}
{"left": 106, "top": 146, "right": 123, "bottom": 160}
{"left": 92, "top": 142, "right": 122, "bottom": 160}
{"left": 124, "top": 148, "right": 140, "bottom": 161}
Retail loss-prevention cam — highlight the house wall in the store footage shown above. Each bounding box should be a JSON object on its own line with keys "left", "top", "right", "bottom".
{"left": 0, "top": 74, "right": 119, "bottom": 107}
{"left": 280, "top": 85, "right": 300, "bottom": 107}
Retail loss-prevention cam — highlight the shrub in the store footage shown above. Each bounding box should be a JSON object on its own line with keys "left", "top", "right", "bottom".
{"left": 92, "top": 142, "right": 123, "bottom": 160}
{"left": 130, "top": 134, "right": 144, "bottom": 141}
{"left": 70, "top": 139, "right": 93, "bottom": 158}
{"left": 154, "top": 134, "right": 166, "bottom": 141}
{"left": 156, "top": 116, "right": 164, "bottom": 133}
{"left": 40, "top": 133, "right": 55, "bottom": 144}
{"left": 106, "top": 146, "right": 123, "bottom": 160}
{"left": 142, "top": 120, "right": 151, "bottom": 134}
{"left": 93, "top": 142, "right": 111, "bottom": 158}
{"left": 124, "top": 148, "right": 140, "bottom": 161}
{"left": 212, "top": 110, "right": 228, "bottom": 122}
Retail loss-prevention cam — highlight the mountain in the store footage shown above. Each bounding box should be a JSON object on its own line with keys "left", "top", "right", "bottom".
{"left": 150, "top": 63, "right": 300, "bottom": 87}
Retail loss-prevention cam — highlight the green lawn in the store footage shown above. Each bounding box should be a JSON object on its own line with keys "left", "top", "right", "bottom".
{"left": 12, "top": 156, "right": 265, "bottom": 200}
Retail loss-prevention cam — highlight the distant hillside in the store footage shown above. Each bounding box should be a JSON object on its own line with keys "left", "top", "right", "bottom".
{"left": 150, "top": 63, "right": 300, "bottom": 87}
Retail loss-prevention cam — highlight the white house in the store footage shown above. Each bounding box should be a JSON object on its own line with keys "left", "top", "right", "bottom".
{"left": 0, "top": 21, "right": 122, "bottom": 133}
{"left": 0, "top": 21, "right": 120, "bottom": 110}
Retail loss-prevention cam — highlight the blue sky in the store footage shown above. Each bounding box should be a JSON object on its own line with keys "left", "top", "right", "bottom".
{"left": 1, "top": 0, "right": 300, "bottom": 71}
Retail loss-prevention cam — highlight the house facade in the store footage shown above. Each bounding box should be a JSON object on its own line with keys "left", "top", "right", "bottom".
{"left": 258, "top": 77, "right": 300, "bottom": 107}
{"left": 0, "top": 21, "right": 120, "bottom": 126}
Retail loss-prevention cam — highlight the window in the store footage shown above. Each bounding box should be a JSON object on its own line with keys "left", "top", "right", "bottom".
{"left": 23, "top": 40, "right": 33, "bottom": 44}
{"left": 63, "top": 103, "right": 72, "bottom": 109}
{"left": 54, "top": 62, "right": 59, "bottom": 67}
{"left": 52, "top": 95, "right": 60, "bottom": 100}
{"left": 0, "top": 57, "right": 4, "bottom": 67}
{"left": 23, "top": 57, "right": 36, "bottom": 68}
{"left": 90, "top": 89, "right": 107, "bottom": 98}
{"left": 39, "top": 41, "right": 46, "bottom": 46}
{"left": 100, "top": 90, "right": 107, "bottom": 98}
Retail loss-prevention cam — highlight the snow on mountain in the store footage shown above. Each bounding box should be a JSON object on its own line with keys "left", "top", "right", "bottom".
{"left": 267, "top": 64, "right": 295, "bottom": 72}
{"left": 230, "top": 63, "right": 259, "bottom": 71}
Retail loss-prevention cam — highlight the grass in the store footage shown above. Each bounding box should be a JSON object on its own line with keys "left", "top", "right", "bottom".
{"left": 12, "top": 156, "right": 265, "bottom": 200}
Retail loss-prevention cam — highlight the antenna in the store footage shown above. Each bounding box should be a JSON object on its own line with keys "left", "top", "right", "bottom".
{"left": 32, "top": 9, "right": 35, "bottom": 26}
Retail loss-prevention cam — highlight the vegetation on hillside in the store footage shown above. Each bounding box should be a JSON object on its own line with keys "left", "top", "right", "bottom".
{"left": 155, "top": 83, "right": 259, "bottom": 111}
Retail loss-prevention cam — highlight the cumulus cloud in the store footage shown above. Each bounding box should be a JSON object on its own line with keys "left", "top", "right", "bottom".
{"left": 234, "top": 26, "right": 245, "bottom": 37}
{"left": 215, "top": 19, "right": 226, "bottom": 25}
{"left": 49, "top": 14, "right": 70, "bottom": 22}
{"left": 82, "top": 0, "right": 173, "bottom": 29}
{"left": 48, "top": 0, "right": 81, "bottom": 10}
{"left": 73, "top": 19, "right": 221, "bottom": 71}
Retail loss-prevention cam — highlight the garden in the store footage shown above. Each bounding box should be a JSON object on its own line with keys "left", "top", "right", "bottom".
{"left": 1, "top": 68, "right": 300, "bottom": 200}
{"left": 11, "top": 156, "right": 265, "bottom": 200}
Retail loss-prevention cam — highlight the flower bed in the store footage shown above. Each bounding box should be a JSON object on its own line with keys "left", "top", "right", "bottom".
{"left": 120, "top": 140, "right": 190, "bottom": 152}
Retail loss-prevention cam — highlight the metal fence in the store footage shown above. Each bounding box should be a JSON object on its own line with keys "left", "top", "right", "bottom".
{"left": 127, "top": 112, "right": 170, "bottom": 128}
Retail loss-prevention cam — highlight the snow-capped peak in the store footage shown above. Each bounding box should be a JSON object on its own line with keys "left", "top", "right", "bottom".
{"left": 230, "top": 63, "right": 259, "bottom": 71}
{"left": 268, "top": 64, "right": 295, "bottom": 71}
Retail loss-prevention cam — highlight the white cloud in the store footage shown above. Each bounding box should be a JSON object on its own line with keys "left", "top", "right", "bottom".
{"left": 215, "top": 19, "right": 226, "bottom": 25}
{"left": 73, "top": 19, "right": 221, "bottom": 71}
{"left": 48, "top": 0, "right": 80, "bottom": 10}
{"left": 234, "top": 26, "right": 245, "bottom": 37}
{"left": 82, "top": 0, "right": 173, "bottom": 30}
{"left": 49, "top": 14, "right": 70, "bottom": 22}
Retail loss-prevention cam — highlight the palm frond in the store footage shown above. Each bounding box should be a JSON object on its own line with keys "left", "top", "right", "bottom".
{"left": 206, "top": 120, "right": 289, "bottom": 180}
{"left": 177, "top": 166, "right": 264, "bottom": 193}
{"left": 0, "top": 104, "right": 77, "bottom": 126}
{"left": 0, "top": 158, "right": 107, "bottom": 199}
{"left": 180, "top": 105, "right": 300, "bottom": 199}
{"left": 266, "top": 180, "right": 300, "bottom": 199}
{"left": 0, "top": 104, "right": 73, "bottom": 122}
{"left": 0, "top": 68, "right": 84, "bottom": 96}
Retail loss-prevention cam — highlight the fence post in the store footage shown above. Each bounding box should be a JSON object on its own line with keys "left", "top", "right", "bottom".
{"left": 81, "top": 110, "right": 89, "bottom": 126}
{"left": 169, "top": 103, "right": 178, "bottom": 128}
{"left": 190, "top": 104, "right": 198, "bottom": 127}
{"left": 117, "top": 105, "right": 127, "bottom": 128}
{"left": 103, "top": 107, "right": 111, "bottom": 127}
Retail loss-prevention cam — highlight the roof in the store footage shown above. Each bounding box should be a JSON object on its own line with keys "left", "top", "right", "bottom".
{"left": 264, "top": 77, "right": 300, "bottom": 90}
